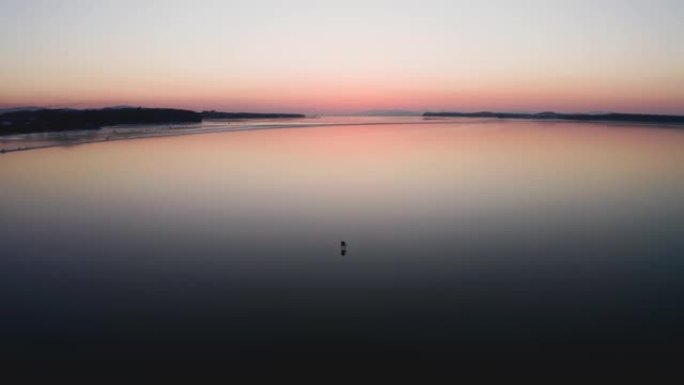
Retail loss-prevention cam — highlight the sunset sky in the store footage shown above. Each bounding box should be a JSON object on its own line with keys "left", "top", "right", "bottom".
{"left": 1, "top": 0, "right": 683, "bottom": 114}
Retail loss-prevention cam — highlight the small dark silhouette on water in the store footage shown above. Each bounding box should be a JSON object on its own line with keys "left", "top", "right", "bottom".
{"left": 340, "top": 241, "right": 347, "bottom": 256}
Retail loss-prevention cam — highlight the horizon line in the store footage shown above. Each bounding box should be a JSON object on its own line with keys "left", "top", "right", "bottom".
{"left": 3, "top": 104, "right": 684, "bottom": 117}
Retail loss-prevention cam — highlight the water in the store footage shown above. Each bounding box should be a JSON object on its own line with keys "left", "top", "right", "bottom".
{"left": 0, "top": 116, "right": 421, "bottom": 153}
{"left": 2, "top": 117, "right": 684, "bottom": 366}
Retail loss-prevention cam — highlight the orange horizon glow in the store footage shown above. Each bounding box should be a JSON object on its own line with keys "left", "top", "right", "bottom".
{"left": 1, "top": 1, "right": 683, "bottom": 115}
{"left": 2, "top": 84, "right": 682, "bottom": 115}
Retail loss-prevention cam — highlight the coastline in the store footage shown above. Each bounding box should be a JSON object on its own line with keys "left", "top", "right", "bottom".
{"left": 424, "top": 111, "right": 684, "bottom": 125}
{"left": 0, "top": 118, "right": 434, "bottom": 154}
{"left": 2, "top": 116, "right": 683, "bottom": 155}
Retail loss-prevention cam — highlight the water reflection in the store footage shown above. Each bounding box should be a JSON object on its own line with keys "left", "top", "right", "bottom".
{"left": 1, "top": 118, "right": 684, "bottom": 365}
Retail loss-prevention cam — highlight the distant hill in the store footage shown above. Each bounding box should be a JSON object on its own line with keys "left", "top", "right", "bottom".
{"left": 0, "top": 107, "right": 201, "bottom": 134}
{"left": 201, "top": 111, "right": 305, "bottom": 119}
{"left": 423, "top": 111, "right": 684, "bottom": 124}
{"left": 357, "top": 109, "right": 421, "bottom": 116}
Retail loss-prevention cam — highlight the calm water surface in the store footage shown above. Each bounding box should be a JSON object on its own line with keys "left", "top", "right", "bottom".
{"left": 2, "top": 118, "right": 684, "bottom": 365}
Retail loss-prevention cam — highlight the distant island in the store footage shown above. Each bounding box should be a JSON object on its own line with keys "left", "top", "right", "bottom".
{"left": 0, "top": 107, "right": 201, "bottom": 134}
{"left": 424, "top": 111, "right": 684, "bottom": 124}
{"left": 0, "top": 107, "right": 307, "bottom": 135}
{"left": 356, "top": 109, "right": 421, "bottom": 116}
{"left": 201, "top": 111, "right": 305, "bottom": 119}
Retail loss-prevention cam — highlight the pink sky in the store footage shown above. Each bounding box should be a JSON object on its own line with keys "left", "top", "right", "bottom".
{"left": 1, "top": 0, "right": 683, "bottom": 114}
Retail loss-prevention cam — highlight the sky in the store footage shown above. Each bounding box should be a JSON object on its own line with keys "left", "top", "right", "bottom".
{"left": 1, "top": 0, "right": 683, "bottom": 114}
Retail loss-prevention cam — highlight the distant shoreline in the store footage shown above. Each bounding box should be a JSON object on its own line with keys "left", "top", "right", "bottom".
{"left": 201, "top": 111, "right": 305, "bottom": 119}
{"left": 424, "top": 111, "right": 684, "bottom": 125}
{"left": 3, "top": 115, "right": 684, "bottom": 156}
{"left": 0, "top": 118, "right": 485, "bottom": 154}
{"left": 3, "top": 107, "right": 684, "bottom": 137}
{"left": 0, "top": 107, "right": 307, "bottom": 136}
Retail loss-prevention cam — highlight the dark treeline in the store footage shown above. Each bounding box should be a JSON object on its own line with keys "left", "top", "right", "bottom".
{"left": 424, "top": 111, "right": 684, "bottom": 124}
{"left": 201, "top": 111, "right": 305, "bottom": 119}
{"left": 0, "top": 108, "right": 202, "bottom": 134}
{"left": 0, "top": 108, "right": 308, "bottom": 135}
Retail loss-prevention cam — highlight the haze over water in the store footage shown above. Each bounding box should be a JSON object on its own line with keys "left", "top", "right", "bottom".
{"left": 2, "top": 118, "right": 684, "bottom": 364}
